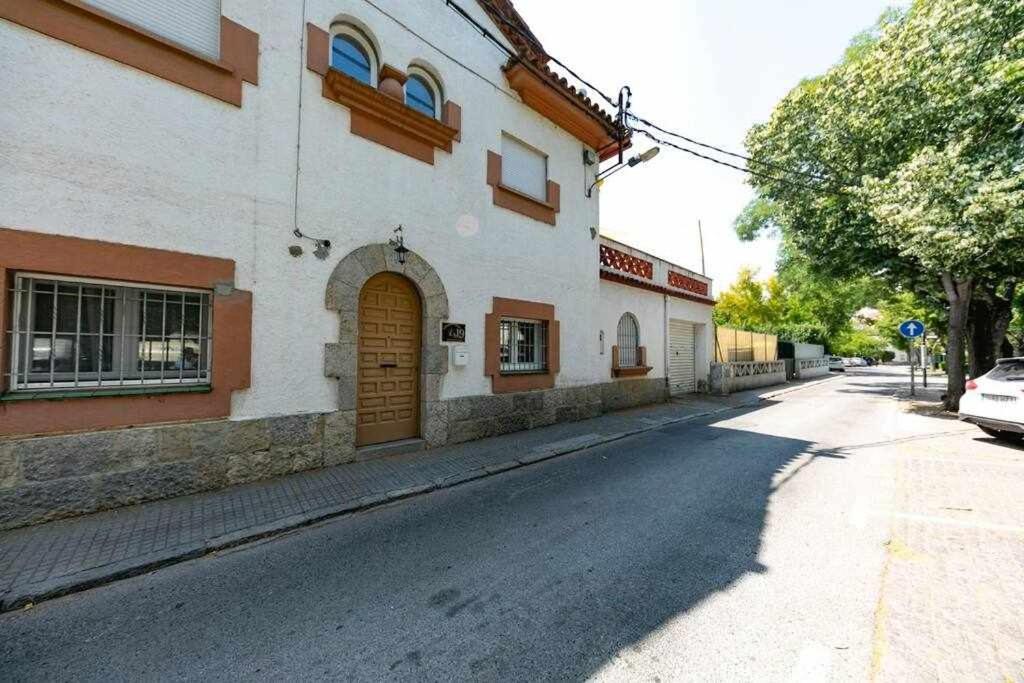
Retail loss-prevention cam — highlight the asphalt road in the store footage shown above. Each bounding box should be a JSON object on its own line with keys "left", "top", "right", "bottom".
{"left": 0, "top": 369, "right": 1002, "bottom": 681}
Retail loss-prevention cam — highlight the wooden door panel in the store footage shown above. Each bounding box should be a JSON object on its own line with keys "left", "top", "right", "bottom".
{"left": 356, "top": 273, "right": 421, "bottom": 446}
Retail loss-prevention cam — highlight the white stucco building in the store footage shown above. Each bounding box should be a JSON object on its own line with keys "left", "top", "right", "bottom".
{"left": 0, "top": 0, "right": 714, "bottom": 528}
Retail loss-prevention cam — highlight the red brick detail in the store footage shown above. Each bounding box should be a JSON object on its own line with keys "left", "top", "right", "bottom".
{"left": 599, "top": 245, "right": 653, "bottom": 280}
{"left": 600, "top": 270, "right": 715, "bottom": 306}
{"left": 668, "top": 270, "right": 709, "bottom": 297}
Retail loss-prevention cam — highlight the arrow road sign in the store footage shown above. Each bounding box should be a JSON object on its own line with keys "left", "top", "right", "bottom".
{"left": 899, "top": 319, "right": 925, "bottom": 338}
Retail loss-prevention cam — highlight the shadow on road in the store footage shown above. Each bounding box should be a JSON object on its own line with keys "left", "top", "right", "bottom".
{"left": 0, "top": 404, "right": 837, "bottom": 680}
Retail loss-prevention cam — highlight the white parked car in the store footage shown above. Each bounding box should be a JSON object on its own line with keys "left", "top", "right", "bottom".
{"left": 828, "top": 356, "right": 845, "bottom": 372}
{"left": 959, "top": 358, "right": 1024, "bottom": 445}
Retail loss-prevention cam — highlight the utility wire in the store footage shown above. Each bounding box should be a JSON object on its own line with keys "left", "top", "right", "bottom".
{"left": 633, "top": 128, "right": 836, "bottom": 195}
{"left": 469, "top": 0, "right": 619, "bottom": 108}
{"left": 444, "top": 0, "right": 831, "bottom": 189}
{"left": 628, "top": 113, "right": 832, "bottom": 182}
{"left": 444, "top": 0, "right": 621, "bottom": 130}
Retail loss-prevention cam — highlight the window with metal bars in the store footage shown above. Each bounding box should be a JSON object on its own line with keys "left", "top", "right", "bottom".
{"left": 499, "top": 318, "right": 547, "bottom": 374}
{"left": 616, "top": 313, "right": 640, "bottom": 367}
{"left": 6, "top": 274, "right": 213, "bottom": 393}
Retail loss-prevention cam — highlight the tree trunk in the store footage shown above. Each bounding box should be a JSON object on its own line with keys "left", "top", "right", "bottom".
{"left": 968, "top": 294, "right": 996, "bottom": 378}
{"left": 967, "top": 282, "right": 1016, "bottom": 377}
{"left": 941, "top": 274, "right": 973, "bottom": 412}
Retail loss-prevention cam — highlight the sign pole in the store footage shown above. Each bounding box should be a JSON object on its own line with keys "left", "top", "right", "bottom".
{"left": 910, "top": 344, "right": 916, "bottom": 397}
{"left": 922, "top": 334, "right": 928, "bottom": 388}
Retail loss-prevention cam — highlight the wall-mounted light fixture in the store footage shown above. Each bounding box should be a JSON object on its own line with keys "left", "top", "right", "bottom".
{"left": 292, "top": 228, "right": 332, "bottom": 260}
{"left": 586, "top": 146, "right": 660, "bottom": 198}
{"left": 389, "top": 225, "right": 410, "bottom": 265}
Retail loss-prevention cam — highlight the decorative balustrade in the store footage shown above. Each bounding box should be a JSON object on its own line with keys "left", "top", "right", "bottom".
{"left": 798, "top": 358, "right": 830, "bottom": 370}
{"left": 728, "top": 361, "right": 786, "bottom": 377}
{"left": 668, "top": 270, "right": 709, "bottom": 296}
{"left": 599, "top": 245, "right": 653, "bottom": 280}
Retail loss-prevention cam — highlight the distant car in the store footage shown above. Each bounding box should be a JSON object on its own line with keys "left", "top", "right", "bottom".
{"left": 862, "top": 357, "right": 876, "bottom": 366}
{"left": 959, "top": 358, "right": 1024, "bottom": 445}
{"left": 828, "top": 356, "right": 845, "bottom": 372}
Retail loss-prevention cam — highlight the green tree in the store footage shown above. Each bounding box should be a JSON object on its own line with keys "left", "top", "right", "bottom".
{"left": 742, "top": 0, "right": 1024, "bottom": 410}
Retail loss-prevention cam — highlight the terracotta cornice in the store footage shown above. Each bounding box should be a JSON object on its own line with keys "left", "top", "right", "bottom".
{"left": 503, "top": 62, "right": 619, "bottom": 152}
{"left": 600, "top": 269, "right": 717, "bottom": 307}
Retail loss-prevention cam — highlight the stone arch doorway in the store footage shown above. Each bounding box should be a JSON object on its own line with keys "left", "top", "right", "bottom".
{"left": 356, "top": 272, "right": 421, "bottom": 446}
{"left": 325, "top": 244, "right": 450, "bottom": 455}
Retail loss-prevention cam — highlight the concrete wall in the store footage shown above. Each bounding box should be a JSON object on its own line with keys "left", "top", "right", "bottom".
{"left": 709, "top": 362, "right": 787, "bottom": 395}
{"left": 795, "top": 358, "right": 830, "bottom": 380}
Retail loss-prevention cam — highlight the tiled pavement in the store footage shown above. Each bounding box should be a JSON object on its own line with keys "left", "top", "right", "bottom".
{"left": 0, "top": 379, "right": 837, "bottom": 612}
{"left": 874, "top": 401, "right": 1024, "bottom": 681}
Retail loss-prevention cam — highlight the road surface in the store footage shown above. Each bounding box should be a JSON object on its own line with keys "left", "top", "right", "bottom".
{"left": 2, "top": 367, "right": 1021, "bottom": 681}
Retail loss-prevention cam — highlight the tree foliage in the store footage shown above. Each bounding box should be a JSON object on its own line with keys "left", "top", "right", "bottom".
{"left": 741, "top": 0, "right": 1024, "bottom": 408}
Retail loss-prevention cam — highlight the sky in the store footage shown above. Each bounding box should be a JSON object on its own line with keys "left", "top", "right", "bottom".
{"left": 511, "top": 0, "right": 901, "bottom": 291}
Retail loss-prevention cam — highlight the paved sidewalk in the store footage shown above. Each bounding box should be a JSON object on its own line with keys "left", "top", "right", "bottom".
{"left": 0, "top": 376, "right": 835, "bottom": 611}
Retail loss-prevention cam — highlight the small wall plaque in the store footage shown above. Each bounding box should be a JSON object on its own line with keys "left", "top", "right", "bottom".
{"left": 441, "top": 322, "right": 466, "bottom": 343}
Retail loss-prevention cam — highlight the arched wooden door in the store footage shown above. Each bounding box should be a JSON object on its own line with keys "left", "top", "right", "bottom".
{"left": 356, "top": 273, "right": 421, "bottom": 446}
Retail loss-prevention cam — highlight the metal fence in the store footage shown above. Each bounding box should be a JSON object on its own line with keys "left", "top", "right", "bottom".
{"left": 715, "top": 326, "right": 778, "bottom": 363}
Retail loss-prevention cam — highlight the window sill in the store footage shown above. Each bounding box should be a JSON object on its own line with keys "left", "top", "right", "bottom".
{"left": 320, "top": 66, "right": 460, "bottom": 165}
{"left": 1, "top": 384, "right": 212, "bottom": 402}
{"left": 612, "top": 366, "right": 653, "bottom": 378}
{"left": 498, "top": 369, "right": 549, "bottom": 376}
{"left": 1, "top": 1, "right": 258, "bottom": 106}
{"left": 485, "top": 151, "right": 561, "bottom": 226}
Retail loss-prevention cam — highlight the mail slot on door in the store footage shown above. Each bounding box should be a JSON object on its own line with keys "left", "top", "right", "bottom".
{"left": 452, "top": 345, "right": 469, "bottom": 367}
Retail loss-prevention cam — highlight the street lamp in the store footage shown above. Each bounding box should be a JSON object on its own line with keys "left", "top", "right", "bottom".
{"left": 586, "top": 147, "right": 660, "bottom": 197}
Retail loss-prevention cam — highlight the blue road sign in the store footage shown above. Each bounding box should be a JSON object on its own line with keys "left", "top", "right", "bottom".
{"left": 899, "top": 319, "right": 925, "bottom": 338}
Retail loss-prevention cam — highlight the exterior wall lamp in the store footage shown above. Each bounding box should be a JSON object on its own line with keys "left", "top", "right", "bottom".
{"left": 586, "top": 147, "right": 660, "bottom": 198}
{"left": 292, "top": 228, "right": 332, "bottom": 260}
{"left": 389, "top": 225, "right": 410, "bottom": 265}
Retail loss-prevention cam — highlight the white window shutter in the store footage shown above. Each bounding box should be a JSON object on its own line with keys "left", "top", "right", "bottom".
{"left": 501, "top": 135, "right": 548, "bottom": 201}
{"left": 86, "top": 0, "right": 222, "bottom": 58}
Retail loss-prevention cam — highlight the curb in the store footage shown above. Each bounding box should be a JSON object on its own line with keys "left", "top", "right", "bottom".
{"left": 0, "top": 376, "right": 828, "bottom": 612}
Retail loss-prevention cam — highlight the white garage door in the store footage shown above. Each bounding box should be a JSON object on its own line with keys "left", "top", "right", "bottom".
{"left": 669, "top": 319, "right": 696, "bottom": 396}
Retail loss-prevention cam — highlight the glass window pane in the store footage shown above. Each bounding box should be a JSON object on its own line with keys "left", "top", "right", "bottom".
{"left": 165, "top": 298, "right": 183, "bottom": 337}
{"left": 77, "top": 335, "right": 101, "bottom": 375}
{"left": 80, "top": 295, "right": 103, "bottom": 334}
{"left": 406, "top": 75, "right": 435, "bottom": 117}
{"left": 144, "top": 295, "right": 164, "bottom": 336}
{"left": 331, "top": 35, "right": 372, "bottom": 84}
{"left": 183, "top": 338, "right": 201, "bottom": 372}
{"left": 52, "top": 335, "right": 76, "bottom": 373}
{"left": 184, "top": 304, "right": 201, "bottom": 336}
{"left": 32, "top": 289, "right": 54, "bottom": 332}
{"left": 56, "top": 293, "right": 79, "bottom": 333}
{"left": 30, "top": 334, "right": 51, "bottom": 373}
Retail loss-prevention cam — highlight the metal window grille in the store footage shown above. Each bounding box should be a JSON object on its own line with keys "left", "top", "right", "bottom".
{"left": 499, "top": 318, "right": 547, "bottom": 374}
{"left": 6, "top": 274, "right": 213, "bottom": 393}
{"left": 616, "top": 313, "right": 640, "bottom": 367}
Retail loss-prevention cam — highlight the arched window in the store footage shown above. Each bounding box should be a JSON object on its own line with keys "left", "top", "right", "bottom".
{"left": 405, "top": 75, "right": 435, "bottom": 117}
{"left": 330, "top": 26, "right": 376, "bottom": 86}
{"left": 616, "top": 313, "right": 640, "bottom": 367}
{"left": 405, "top": 67, "right": 441, "bottom": 119}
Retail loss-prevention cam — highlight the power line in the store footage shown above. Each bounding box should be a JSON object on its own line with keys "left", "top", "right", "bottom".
{"left": 444, "top": 0, "right": 830, "bottom": 188}
{"left": 628, "top": 113, "right": 832, "bottom": 182}
{"left": 469, "top": 0, "right": 619, "bottom": 108}
{"left": 633, "top": 128, "right": 836, "bottom": 195}
{"left": 443, "top": 0, "right": 620, "bottom": 130}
